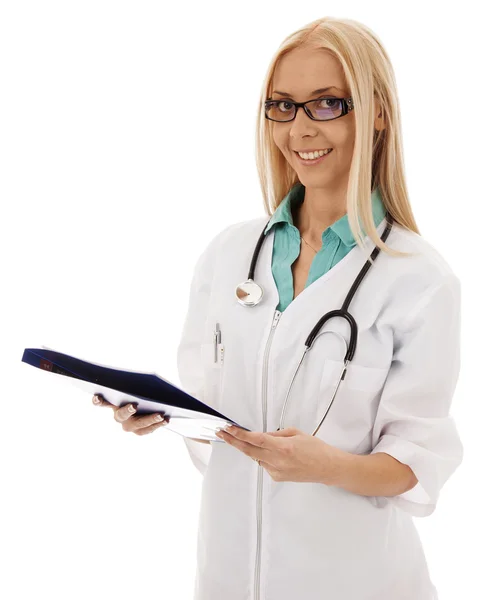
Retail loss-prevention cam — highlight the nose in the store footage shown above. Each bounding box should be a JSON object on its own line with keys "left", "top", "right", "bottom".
{"left": 289, "top": 105, "right": 319, "bottom": 140}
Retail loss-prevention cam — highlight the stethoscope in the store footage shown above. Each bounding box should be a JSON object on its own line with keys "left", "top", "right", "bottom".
{"left": 234, "top": 211, "right": 394, "bottom": 436}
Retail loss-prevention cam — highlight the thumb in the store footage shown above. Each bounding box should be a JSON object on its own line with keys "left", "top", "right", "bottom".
{"left": 266, "top": 427, "right": 301, "bottom": 437}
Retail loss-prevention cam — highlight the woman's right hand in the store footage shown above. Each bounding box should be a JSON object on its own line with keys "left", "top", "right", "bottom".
{"left": 92, "top": 394, "right": 170, "bottom": 435}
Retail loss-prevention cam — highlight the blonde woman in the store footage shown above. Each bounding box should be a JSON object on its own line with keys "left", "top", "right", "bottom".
{"left": 104, "top": 16, "right": 463, "bottom": 600}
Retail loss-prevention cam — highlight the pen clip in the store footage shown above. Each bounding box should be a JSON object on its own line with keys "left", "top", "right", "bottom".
{"left": 214, "top": 323, "right": 220, "bottom": 363}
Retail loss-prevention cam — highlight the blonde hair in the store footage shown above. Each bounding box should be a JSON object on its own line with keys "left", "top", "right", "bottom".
{"left": 255, "top": 16, "right": 419, "bottom": 260}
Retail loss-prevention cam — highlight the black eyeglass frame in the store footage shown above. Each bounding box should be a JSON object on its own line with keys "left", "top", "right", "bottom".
{"left": 264, "top": 96, "right": 354, "bottom": 122}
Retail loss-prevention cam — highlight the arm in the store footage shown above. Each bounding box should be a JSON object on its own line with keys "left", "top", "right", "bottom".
{"left": 176, "top": 225, "right": 236, "bottom": 473}
{"left": 328, "top": 448, "right": 418, "bottom": 497}
{"left": 331, "top": 274, "right": 463, "bottom": 517}
{"left": 176, "top": 247, "right": 215, "bottom": 473}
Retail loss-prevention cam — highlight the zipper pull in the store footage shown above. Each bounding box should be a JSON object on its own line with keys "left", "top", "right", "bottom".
{"left": 272, "top": 310, "right": 282, "bottom": 329}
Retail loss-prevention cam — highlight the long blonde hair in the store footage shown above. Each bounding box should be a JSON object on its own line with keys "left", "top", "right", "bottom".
{"left": 255, "top": 16, "right": 419, "bottom": 259}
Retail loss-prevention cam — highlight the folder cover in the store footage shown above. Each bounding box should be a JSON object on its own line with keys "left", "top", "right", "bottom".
{"left": 21, "top": 347, "right": 251, "bottom": 442}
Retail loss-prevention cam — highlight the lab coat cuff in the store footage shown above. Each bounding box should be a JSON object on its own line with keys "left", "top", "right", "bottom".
{"left": 368, "top": 433, "right": 463, "bottom": 518}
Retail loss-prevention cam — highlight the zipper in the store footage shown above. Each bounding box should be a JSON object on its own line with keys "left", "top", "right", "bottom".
{"left": 254, "top": 309, "right": 282, "bottom": 600}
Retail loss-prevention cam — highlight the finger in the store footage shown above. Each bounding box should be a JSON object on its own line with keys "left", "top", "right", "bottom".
{"left": 220, "top": 431, "right": 275, "bottom": 466}
{"left": 223, "top": 426, "right": 275, "bottom": 449}
{"left": 133, "top": 421, "right": 168, "bottom": 436}
{"left": 114, "top": 403, "right": 139, "bottom": 423}
{"left": 92, "top": 394, "right": 115, "bottom": 407}
{"left": 123, "top": 412, "right": 169, "bottom": 432}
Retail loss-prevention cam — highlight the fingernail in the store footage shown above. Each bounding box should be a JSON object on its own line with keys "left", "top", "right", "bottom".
{"left": 155, "top": 414, "right": 164, "bottom": 422}
{"left": 93, "top": 396, "right": 101, "bottom": 404}
{"left": 128, "top": 405, "right": 136, "bottom": 413}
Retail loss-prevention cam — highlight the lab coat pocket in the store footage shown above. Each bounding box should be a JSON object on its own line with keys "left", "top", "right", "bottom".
{"left": 316, "top": 358, "right": 389, "bottom": 453}
{"left": 200, "top": 341, "right": 225, "bottom": 412}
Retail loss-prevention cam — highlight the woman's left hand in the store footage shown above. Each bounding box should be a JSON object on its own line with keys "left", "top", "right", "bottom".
{"left": 215, "top": 425, "right": 342, "bottom": 484}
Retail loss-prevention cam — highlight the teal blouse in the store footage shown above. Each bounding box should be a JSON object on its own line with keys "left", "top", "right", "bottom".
{"left": 264, "top": 183, "right": 387, "bottom": 312}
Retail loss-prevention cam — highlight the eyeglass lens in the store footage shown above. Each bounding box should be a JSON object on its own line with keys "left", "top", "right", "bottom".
{"left": 265, "top": 98, "right": 343, "bottom": 121}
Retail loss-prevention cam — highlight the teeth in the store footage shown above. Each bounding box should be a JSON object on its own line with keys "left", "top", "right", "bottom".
{"left": 298, "top": 148, "right": 332, "bottom": 160}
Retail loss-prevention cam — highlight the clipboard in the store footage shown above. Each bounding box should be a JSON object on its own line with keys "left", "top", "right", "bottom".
{"left": 21, "top": 346, "right": 251, "bottom": 442}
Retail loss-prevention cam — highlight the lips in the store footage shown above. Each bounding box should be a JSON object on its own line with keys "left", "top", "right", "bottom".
{"left": 294, "top": 149, "right": 332, "bottom": 154}
{"left": 294, "top": 148, "right": 333, "bottom": 166}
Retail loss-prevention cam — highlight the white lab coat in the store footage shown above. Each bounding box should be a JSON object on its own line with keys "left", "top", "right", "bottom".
{"left": 176, "top": 214, "right": 463, "bottom": 600}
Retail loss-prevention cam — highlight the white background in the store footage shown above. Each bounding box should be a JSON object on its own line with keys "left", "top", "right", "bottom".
{"left": 1, "top": 1, "right": 477, "bottom": 598}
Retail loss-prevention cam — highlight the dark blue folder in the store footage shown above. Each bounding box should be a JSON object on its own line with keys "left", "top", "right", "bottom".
{"left": 21, "top": 347, "right": 250, "bottom": 441}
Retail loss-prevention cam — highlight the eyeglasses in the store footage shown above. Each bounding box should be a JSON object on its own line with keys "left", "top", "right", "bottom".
{"left": 264, "top": 96, "right": 354, "bottom": 123}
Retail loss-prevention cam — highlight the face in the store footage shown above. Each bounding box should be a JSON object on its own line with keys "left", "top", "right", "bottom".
{"left": 269, "top": 47, "right": 375, "bottom": 192}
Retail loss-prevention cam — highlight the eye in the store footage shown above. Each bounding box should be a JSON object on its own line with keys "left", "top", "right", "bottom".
{"left": 312, "top": 97, "right": 341, "bottom": 109}
{"left": 277, "top": 100, "right": 294, "bottom": 113}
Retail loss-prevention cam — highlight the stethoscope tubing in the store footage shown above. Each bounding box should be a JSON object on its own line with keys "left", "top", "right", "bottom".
{"left": 239, "top": 212, "right": 395, "bottom": 435}
{"left": 279, "top": 330, "right": 349, "bottom": 435}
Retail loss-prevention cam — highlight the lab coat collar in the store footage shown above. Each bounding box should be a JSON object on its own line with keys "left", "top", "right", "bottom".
{"left": 264, "top": 183, "right": 387, "bottom": 247}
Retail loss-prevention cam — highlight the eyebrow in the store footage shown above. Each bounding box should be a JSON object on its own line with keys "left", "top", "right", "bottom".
{"left": 269, "top": 86, "right": 345, "bottom": 98}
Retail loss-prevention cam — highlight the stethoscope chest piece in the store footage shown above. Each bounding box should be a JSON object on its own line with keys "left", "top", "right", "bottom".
{"left": 235, "top": 279, "right": 264, "bottom": 307}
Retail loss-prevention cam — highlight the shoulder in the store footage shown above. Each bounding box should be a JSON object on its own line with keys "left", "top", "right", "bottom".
{"left": 200, "top": 216, "right": 269, "bottom": 256}
{"left": 193, "top": 216, "right": 269, "bottom": 275}
{"left": 388, "top": 222, "right": 457, "bottom": 279}
{"left": 382, "top": 220, "right": 460, "bottom": 312}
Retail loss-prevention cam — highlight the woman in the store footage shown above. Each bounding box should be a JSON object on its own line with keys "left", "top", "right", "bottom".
{"left": 98, "top": 16, "right": 463, "bottom": 600}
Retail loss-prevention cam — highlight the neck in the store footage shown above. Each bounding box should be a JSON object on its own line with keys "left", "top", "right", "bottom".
{"left": 293, "top": 185, "right": 348, "bottom": 246}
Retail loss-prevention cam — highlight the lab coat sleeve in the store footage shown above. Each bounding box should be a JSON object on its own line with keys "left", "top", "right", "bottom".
{"left": 176, "top": 225, "right": 234, "bottom": 476}
{"left": 368, "top": 273, "right": 463, "bottom": 518}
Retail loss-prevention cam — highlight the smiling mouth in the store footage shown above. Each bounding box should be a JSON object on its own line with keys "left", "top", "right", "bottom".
{"left": 294, "top": 148, "right": 333, "bottom": 156}
{"left": 294, "top": 149, "right": 334, "bottom": 164}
